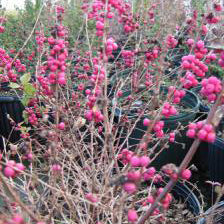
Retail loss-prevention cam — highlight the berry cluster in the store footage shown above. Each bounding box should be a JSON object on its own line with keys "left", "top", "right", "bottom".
{"left": 84, "top": 0, "right": 138, "bottom": 35}
{"left": 35, "top": 30, "right": 46, "bottom": 53}
{"left": 0, "top": 25, "right": 5, "bottom": 33}
{"left": 200, "top": 76, "right": 222, "bottom": 102}
{"left": 194, "top": 40, "right": 208, "bottom": 60}
{"left": 121, "top": 50, "right": 135, "bottom": 67}
{"left": 144, "top": 72, "right": 153, "bottom": 88}
{"left": 106, "top": 38, "right": 118, "bottom": 57}
{"left": 130, "top": 155, "right": 150, "bottom": 168}
{"left": 3, "top": 160, "right": 25, "bottom": 178}
{"left": 143, "top": 167, "right": 156, "bottom": 181}
{"left": 153, "top": 121, "right": 165, "bottom": 138}
{"left": 143, "top": 119, "right": 165, "bottom": 138}
{"left": 36, "top": 25, "right": 68, "bottom": 95}
{"left": 180, "top": 71, "right": 198, "bottom": 89}
{"left": 162, "top": 164, "right": 191, "bottom": 180}
{"left": 7, "top": 214, "right": 46, "bottom": 224}
{"left": 118, "top": 149, "right": 134, "bottom": 165}
{"left": 89, "top": 62, "right": 105, "bottom": 87}
{"left": 201, "top": 25, "right": 208, "bottom": 36}
{"left": 166, "top": 35, "right": 178, "bottom": 48}
{"left": 85, "top": 109, "right": 104, "bottom": 123}
{"left": 205, "top": 53, "right": 217, "bottom": 64}
{"left": 142, "top": 189, "right": 173, "bottom": 216}
{"left": 25, "top": 108, "right": 39, "bottom": 126}
{"left": 169, "top": 132, "right": 175, "bottom": 143}
{"left": 0, "top": 48, "right": 27, "bottom": 82}
{"left": 145, "top": 47, "right": 159, "bottom": 64}
{"left": 187, "top": 121, "right": 216, "bottom": 143}
{"left": 0, "top": 17, "right": 6, "bottom": 33}
{"left": 181, "top": 54, "right": 208, "bottom": 77}
{"left": 52, "top": 164, "right": 62, "bottom": 174}
{"left": 96, "top": 21, "right": 104, "bottom": 36}
{"left": 214, "top": 3, "right": 222, "bottom": 11}
{"left": 206, "top": 13, "right": 220, "bottom": 24}
{"left": 162, "top": 102, "right": 177, "bottom": 118}
{"left": 168, "top": 86, "right": 186, "bottom": 104}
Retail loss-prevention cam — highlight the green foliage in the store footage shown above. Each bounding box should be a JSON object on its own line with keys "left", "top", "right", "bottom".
{"left": 10, "top": 73, "right": 36, "bottom": 106}
{"left": 20, "top": 72, "right": 31, "bottom": 85}
{"left": 208, "top": 64, "right": 224, "bottom": 78}
{"left": 9, "top": 82, "right": 20, "bottom": 89}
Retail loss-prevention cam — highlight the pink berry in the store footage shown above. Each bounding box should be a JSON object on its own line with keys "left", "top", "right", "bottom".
{"left": 85, "top": 89, "right": 91, "bottom": 95}
{"left": 187, "top": 38, "right": 194, "bottom": 46}
{"left": 96, "top": 21, "right": 104, "bottom": 30}
{"left": 203, "top": 124, "right": 213, "bottom": 132}
{"left": 139, "top": 156, "right": 150, "bottom": 167}
{"left": 206, "top": 132, "right": 216, "bottom": 143}
{"left": 4, "top": 167, "right": 15, "bottom": 178}
{"left": 58, "top": 122, "right": 65, "bottom": 130}
{"left": 197, "top": 129, "right": 207, "bottom": 140}
{"left": 123, "top": 182, "right": 137, "bottom": 194}
{"left": 15, "top": 163, "right": 25, "bottom": 173}
{"left": 147, "top": 195, "right": 154, "bottom": 204}
{"left": 143, "top": 118, "right": 150, "bottom": 126}
{"left": 27, "top": 153, "right": 33, "bottom": 160}
{"left": 127, "top": 171, "right": 141, "bottom": 181}
{"left": 58, "top": 77, "right": 66, "bottom": 85}
{"left": 85, "top": 193, "right": 98, "bottom": 203}
{"left": 117, "top": 90, "right": 123, "bottom": 97}
{"left": 186, "top": 129, "right": 196, "bottom": 138}
{"left": 196, "top": 40, "right": 204, "bottom": 49}
{"left": 130, "top": 156, "right": 140, "bottom": 167}
{"left": 181, "top": 169, "right": 191, "bottom": 180}
{"left": 128, "top": 209, "right": 138, "bottom": 223}
{"left": 12, "top": 214, "right": 24, "bottom": 224}
{"left": 188, "top": 123, "right": 197, "bottom": 129}
{"left": 6, "top": 160, "right": 16, "bottom": 167}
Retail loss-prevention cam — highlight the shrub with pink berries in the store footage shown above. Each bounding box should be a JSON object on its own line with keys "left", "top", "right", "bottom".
{"left": 0, "top": 1, "right": 224, "bottom": 224}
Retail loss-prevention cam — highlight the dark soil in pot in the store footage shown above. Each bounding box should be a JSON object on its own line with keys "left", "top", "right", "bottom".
{"left": 143, "top": 180, "right": 202, "bottom": 224}
{"left": 197, "top": 201, "right": 224, "bottom": 224}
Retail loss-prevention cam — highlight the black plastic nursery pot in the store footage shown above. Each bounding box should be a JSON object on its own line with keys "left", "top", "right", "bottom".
{"left": 191, "top": 86, "right": 210, "bottom": 121}
{"left": 170, "top": 181, "right": 201, "bottom": 216}
{"left": 197, "top": 201, "right": 224, "bottom": 224}
{"left": 115, "top": 88, "right": 200, "bottom": 169}
{"left": 154, "top": 179, "right": 201, "bottom": 217}
{"left": 208, "top": 137, "right": 224, "bottom": 184}
{"left": 191, "top": 86, "right": 224, "bottom": 173}
{"left": 0, "top": 88, "right": 24, "bottom": 149}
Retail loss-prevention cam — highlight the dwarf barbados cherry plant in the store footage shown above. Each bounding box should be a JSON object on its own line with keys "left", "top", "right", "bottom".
{"left": 0, "top": 0, "right": 224, "bottom": 223}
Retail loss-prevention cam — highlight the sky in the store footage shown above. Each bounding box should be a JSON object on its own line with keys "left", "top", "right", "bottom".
{"left": 2, "top": 0, "right": 27, "bottom": 10}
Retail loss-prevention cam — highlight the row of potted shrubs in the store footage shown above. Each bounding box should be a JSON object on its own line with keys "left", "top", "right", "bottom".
{"left": 0, "top": 76, "right": 224, "bottom": 223}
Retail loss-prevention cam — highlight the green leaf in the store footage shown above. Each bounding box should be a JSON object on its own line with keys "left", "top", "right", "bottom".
{"left": 9, "top": 82, "right": 20, "bottom": 89}
{"left": 21, "top": 95, "right": 30, "bottom": 106}
{"left": 24, "top": 83, "right": 36, "bottom": 96}
{"left": 20, "top": 73, "right": 31, "bottom": 85}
